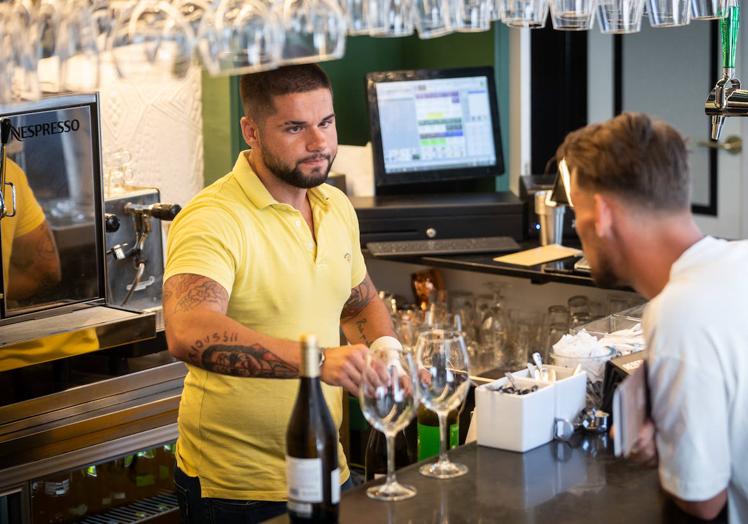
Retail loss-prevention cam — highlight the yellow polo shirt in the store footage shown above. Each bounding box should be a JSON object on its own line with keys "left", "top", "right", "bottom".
{"left": 164, "top": 152, "right": 366, "bottom": 500}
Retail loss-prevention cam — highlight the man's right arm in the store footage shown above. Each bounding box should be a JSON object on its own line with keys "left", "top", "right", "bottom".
{"left": 163, "top": 273, "right": 368, "bottom": 393}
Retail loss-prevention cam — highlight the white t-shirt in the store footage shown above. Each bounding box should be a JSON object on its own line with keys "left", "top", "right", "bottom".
{"left": 643, "top": 236, "right": 748, "bottom": 523}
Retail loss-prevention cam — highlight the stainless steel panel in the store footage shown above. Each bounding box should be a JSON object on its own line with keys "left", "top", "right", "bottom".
{"left": 0, "top": 305, "right": 156, "bottom": 372}
{"left": 0, "top": 360, "right": 185, "bottom": 426}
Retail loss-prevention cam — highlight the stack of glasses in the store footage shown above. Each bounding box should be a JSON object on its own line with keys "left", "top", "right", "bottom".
{"left": 0, "top": 0, "right": 732, "bottom": 105}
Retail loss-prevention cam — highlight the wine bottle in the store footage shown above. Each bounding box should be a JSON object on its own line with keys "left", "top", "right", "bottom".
{"left": 416, "top": 405, "right": 459, "bottom": 461}
{"left": 286, "top": 334, "right": 340, "bottom": 523}
{"left": 364, "top": 426, "right": 415, "bottom": 481}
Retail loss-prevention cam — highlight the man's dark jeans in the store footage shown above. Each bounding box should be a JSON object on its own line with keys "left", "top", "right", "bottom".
{"left": 174, "top": 466, "right": 354, "bottom": 523}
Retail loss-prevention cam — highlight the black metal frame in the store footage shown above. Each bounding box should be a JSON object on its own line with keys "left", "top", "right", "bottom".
{"left": 0, "top": 94, "right": 107, "bottom": 321}
{"left": 613, "top": 24, "right": 719, "bottom": 216}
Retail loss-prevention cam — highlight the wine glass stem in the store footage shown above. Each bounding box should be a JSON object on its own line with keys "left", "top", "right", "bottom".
{"left": 438, "top": 411, "right": 449, "bottom": 465}
{"left": 386, "top": 433, "right": 396, "bottom": 486}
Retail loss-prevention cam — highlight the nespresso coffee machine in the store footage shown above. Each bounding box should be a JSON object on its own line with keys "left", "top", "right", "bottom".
{"left": 0, "top": 94, "right": 156, "bottom": 373}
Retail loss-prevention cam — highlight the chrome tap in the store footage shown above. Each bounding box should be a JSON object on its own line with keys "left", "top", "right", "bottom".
{"left": 705, "top": 1, "right": 742, "bottom": 141}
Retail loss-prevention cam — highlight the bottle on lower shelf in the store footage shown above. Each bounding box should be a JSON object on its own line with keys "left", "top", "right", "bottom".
{"left": 417, "top": 405, "right": 459, "bottom": 461}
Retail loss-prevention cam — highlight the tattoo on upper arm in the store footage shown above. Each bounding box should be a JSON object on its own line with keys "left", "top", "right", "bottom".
{"left": 164, "top": 274, "right": 229, "bottom": 314}
{"left": 341, "top": 275, "right": 376, "bottom": 320}
{"left": 192, "top": 332, "right": 297, "bottom": 378}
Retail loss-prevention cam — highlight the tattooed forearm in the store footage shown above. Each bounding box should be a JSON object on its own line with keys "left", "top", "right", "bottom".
{"left": 355, "top": 319, "right": 372, "bottom": 345}
{"left": 200, "top": 343, "right": 298, "bottom": 378}
{"left": 341, "top": 275, "right": 376, "bottom": 320}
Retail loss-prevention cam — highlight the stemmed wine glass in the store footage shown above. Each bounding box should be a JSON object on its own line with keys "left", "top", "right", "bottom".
{"left": 415, "top": 330, "right": 471, "bottom": 478}
{"left": 359, "top": 343, "right": 419, "bottom": 501}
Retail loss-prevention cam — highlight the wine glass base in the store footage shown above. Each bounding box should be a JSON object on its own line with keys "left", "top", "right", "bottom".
{"left": 366, "top": 480, "right": 417, "bottom": 501}
{"left": 419, "top": 460, "right": 469, "bottom": 479}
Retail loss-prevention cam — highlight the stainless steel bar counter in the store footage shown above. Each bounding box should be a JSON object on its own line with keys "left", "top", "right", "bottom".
{"left": 267, "top": 437, "right": 704, "bottom": 524}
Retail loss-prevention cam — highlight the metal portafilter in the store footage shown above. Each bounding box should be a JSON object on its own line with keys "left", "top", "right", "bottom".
{"left": 118, "top": 201, "right": 181, "bottom": 305}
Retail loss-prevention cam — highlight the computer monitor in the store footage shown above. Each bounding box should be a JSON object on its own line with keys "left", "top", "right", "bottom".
{"left": 366, "top": 67, "right": 504, "bottom": 188}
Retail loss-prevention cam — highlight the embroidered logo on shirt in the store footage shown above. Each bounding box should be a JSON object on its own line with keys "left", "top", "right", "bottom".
{"left": 344, "top": 253, "right": 351, "bottom": 262}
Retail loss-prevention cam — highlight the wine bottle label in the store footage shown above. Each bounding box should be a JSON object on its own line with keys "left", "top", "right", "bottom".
{"left": 286, "top": 456, "right": 323, "bottom": 503}
{"left": 331, "top": 468, "right": 340, "bottom": 504}
{"left": 417, "top": 422, "right": 459, "bottom": 461}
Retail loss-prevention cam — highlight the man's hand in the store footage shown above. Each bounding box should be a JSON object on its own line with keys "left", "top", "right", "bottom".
{"left": 320, "top": 344, "right": 369, "bottom": 395}
{"left": 628, "top": 419, "right": 658, "bottom": 468}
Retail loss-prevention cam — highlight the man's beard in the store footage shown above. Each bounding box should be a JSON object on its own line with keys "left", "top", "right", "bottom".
{"left": 261, "top": 147, "right": 333, "bottom": 189}
{"left": 587, "top": 238, "right": 627, "bottom": 289}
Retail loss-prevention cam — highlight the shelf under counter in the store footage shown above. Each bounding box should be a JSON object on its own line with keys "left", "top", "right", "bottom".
{"left": 268, "top": 440, "right": 692, "bottom": 524}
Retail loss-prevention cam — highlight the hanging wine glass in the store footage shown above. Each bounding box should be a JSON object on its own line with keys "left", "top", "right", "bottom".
{"left": 454, "top": 0, "right": 492, "bottom": 31}
{"left": 8, "top": 0, "right": 42, "bottom": 101}
{"left": 197, "top": 0, "right": 283, "bottom": 76}
{"left": 413, "top": 0, "right": 452, "bottom": 39}
{"left": 415, "top": 330, "right": 471, "bottom": 479}
{"left": 369, "top": 0, "right": 415, "bottom": 37}
{"left": 57, "top": 0, "right": 100, "bottom": 91}
{"left": 344, "top": 0, "right": 378, "bottom": 34}
{"left": 278, "top": 0, "right": 347, "bottom": 65}
{"left": 109, "top": 0, "right": 195, "bottom": 82}
{"left": 500, "top": 0, "right": 550, "bottom": 27}
{"left": 359, "top": 344, "right": 419, "bottom": 500}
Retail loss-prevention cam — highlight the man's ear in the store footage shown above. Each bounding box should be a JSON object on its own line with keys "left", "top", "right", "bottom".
{"left": 593, "top": 193, "right": 614, "bottom": 239}
{"left": 240, "top": 116, "right": 260, "bottom": 148}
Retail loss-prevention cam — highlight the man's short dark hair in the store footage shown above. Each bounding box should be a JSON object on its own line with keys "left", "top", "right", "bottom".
{"left": 239, "top": 64, "right": 332, "bottom": 122}
{"left": 556, "top": 112, "right": 690, "bottom": 211}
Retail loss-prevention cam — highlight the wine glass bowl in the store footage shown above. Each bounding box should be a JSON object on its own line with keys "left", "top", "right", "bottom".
{"left": 359, "top": 345, "right": 419, "bottom": 501}
{"left": 415, "top": 330, "right": 471, "bottom": 479}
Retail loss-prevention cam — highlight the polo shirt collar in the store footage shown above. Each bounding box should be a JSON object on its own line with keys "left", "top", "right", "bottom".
{"left": 233, "top": 150, "right": 331, "bottom": 211}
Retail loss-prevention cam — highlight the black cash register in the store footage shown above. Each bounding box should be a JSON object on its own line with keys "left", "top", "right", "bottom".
{"left": 352, "top": 66, "right": 523, "bottom": 249}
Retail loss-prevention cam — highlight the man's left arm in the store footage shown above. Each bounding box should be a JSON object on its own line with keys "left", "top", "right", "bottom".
{"left": 340, "top": 274, "right": 396, "bottom": 346}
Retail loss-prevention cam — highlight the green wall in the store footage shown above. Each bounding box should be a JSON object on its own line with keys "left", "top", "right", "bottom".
{"left": 202, "top": 27, "right": 511, "bottom": 191}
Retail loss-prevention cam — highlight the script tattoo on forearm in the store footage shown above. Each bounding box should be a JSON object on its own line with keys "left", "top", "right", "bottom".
{"left": 341, "top": 275, "right": 376, "bottom": 320}
{"left": 197, "top": 337, "right": 298, "bottom": 378}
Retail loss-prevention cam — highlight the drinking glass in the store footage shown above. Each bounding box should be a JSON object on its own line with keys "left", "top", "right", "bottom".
{"left": 198, "top": 0, "right": 283, "bottom": 76}
{"left": 415, "top": 330, "right": 471, "bottom": 479}
{"left": 344, "top": 0, "right": 377, "bottom": 34}
{"left": 359, "top": 346, "right": 419, "bottom": 500}
{"left": 109, "top": 0, "right": 196, "bottom": 81}
{"left": 279, "top": 0, "right": 347, "bottom": 65}
{"left": 646, "top": 0, "right": 689, "bottom": 27}
{"left": 454, "top": 0, "right": 492, "bottom": 31}
{"left": 547, "top": 304, "right": 569, "bottom": 326}
{"left": 369, "top": 0, "right": 415, "bottom": 36}
{"left": 596, "top": 0, "right": 644, "bottom": 33}
{"left": 550, "top": 0, "right": 596, "bottom": 29}
{"left": 690, "top": 0, "right": 726, "bottom": 19}
{"left": 57, "top": 0, "right": 100, "bottom": 91}
{"left": 8, "top": 0, "right": 42, "bottom": 101}
{"left": 567, "top": 295, "right": 590, "bottom": 324}
{"left": 414, "top": 0, "right": 452, "bottom": 38}
{"left": 500, "top": 0, "right": 550, "bottom": 27}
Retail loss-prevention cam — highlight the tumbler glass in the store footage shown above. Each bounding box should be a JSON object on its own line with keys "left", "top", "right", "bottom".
{"left": 690, "top": 0, "right": 726, "bottom": 19}
{"left": 369, "top": 0, "right": 415, "bottom": 37}
{"left": 454, "top": 0, "right": 492, "bottom": 31}
{"left": 414, "top": 0, "right": 452, "bottom": 38}
{"left": 279, "top": 0, "right": 347, "bottom": 64}
{"left": 596, "top": 0, "right": 644, "bottom": 33}
{"left": 550, "top": 0, "right": 596, "bottom": 29}
{"left": 647, "top": 0, "right": 689, "bottom": 27}
{"left": 500, "top": 0, "right": 550, "bottom": 27}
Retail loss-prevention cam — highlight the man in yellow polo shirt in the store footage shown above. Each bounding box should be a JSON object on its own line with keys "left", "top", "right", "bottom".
{"left": 163, "top": 64, "right": 398, "bottom": 523}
